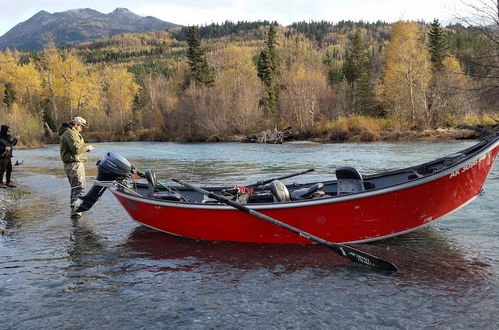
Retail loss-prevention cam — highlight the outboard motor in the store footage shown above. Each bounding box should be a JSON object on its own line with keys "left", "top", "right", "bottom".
{"left": 75, "top": 152, "right": 132, "bottom": 212}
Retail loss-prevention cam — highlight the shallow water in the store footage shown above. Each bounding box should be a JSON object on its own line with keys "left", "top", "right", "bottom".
{"left": 1, "top": 141, "right": 498, "bottom": 329}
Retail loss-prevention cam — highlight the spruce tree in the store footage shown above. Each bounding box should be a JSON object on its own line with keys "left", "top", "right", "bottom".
{"left": 185, "top": 26, "right": 215, "bottom": 87}
{"left": 342, "top": 30, "right": 377, "bottom": 115}
{"left": 428, "top": 19, "right": 448, "bottom": 72}
{"left": 257, "top": 25, "right": 279, "bottom": 116}
{"left": 357, "top": 73, "right": 382, "bottom": 117}
{"left": 3, "top": 82, "right": 16, "bottom": 108}
{"left": 343, "top": 31, "right": 367, "bottom": 86}
{"left": 323, "top": 51, "right": 343, "bottom": 84}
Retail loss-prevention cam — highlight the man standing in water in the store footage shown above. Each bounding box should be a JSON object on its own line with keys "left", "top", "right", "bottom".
{"left": 59, "top": 117, "right": 94, "bottom": 219}
{"left": 0, "top": 125, "right": 19, "bottom": 188}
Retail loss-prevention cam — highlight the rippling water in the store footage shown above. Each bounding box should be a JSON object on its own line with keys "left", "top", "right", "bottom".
{"left": 1, "top": 141, "right": 498, "bottom": 329}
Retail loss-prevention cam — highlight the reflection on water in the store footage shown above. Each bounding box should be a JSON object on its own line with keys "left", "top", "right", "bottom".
{"left": 68, "top": 218, "right": 103, "bottom": 267}
{"left": 2, "top": 209, "right": 22, "bottom": 231}
{"left": 125, "top": 226, "right": 350, "bottom": 273}
{"left": 0, "top": 141, "right": 497, "bottom": 328}
{"left": 124, "top": 226, "right": 492, "bottom": 288}
{"left": 386, "top": 229, "right": 492, "bottom": 288}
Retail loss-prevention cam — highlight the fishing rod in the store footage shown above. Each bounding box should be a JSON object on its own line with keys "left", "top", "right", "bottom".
{"left": 249, "top": 168, "right": 315, "bottom": 187}
{"left": 222, "top": 168, "right": 315, "bottom": 195}
{"left": 133, "top": 167, "right": 191, "bottom": 202}
{"left": 134, "top": 167, "right": 171, "bottom": 190}
{"left": 96, "top": 143, "right": 189, "bottom": 156}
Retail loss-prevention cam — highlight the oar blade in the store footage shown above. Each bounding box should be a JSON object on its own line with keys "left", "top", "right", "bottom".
{"left": 327, "top": 243, "right": 397, "bottom": 271}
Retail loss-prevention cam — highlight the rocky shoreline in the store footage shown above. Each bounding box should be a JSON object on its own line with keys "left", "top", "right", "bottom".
{"left": 240, "top": 125, "right": 499, "bottom": 144}
{"left": 54, "top": 121, "right": 497, "bottom": 145}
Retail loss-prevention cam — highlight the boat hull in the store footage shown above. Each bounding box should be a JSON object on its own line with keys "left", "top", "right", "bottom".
{"left": 112, "top": 141, "right": 499, "bottom": 244}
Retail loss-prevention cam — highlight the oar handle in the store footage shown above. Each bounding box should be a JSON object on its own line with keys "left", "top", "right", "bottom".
{"left": 171, "top": 178, "right": 397, "bottom": 272}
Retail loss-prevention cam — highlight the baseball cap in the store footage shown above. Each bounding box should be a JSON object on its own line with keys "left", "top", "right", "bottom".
{"left": 73, "top": 116, "right": 87, "bottom": 127}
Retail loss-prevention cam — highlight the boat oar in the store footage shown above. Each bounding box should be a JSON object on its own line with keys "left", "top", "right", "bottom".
{"left": 172, "top": 178, "right": 397, "bottom": 272}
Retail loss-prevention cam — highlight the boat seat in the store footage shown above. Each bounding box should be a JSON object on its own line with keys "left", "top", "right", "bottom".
{"left": 144, "top": 169, "right": 183, "bottom": 201}
{"left": 268, "top": 180, "right": 290, "bottom": 202}
{"left": 155, "top": 191, "right": 184, "bottom": 201}
{"left": 144, "top": 169, "right": 157, "bottom": 198}
{"left": 336, "top": 166, "right": 365, "bottom": 195}
{"left": 291, "top": 183, "right": 324, "bottom": 200}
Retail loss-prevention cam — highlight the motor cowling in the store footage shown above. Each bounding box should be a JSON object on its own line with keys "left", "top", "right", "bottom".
{"left": 75, "top": 152, "right": 132, "bottom": 212}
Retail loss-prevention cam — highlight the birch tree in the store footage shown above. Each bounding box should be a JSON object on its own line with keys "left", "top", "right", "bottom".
{"left": 378, "top": 21, "right": 432, "bottom": 126}
{"left": 106, "top": 67, "right": 140, "bottom": 133}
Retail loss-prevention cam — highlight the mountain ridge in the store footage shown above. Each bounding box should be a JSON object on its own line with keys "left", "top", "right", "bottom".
{"left": 0, "top": 8, "right": 180, "bottom": 51}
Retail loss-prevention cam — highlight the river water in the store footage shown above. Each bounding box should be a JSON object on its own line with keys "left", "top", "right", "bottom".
{"left": 1, "top": 141, "right": 498, "bottom": 329}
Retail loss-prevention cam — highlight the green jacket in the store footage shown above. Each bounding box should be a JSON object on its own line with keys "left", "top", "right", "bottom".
{"left": 59, "top": 126, "right": 89, "bottom": 163}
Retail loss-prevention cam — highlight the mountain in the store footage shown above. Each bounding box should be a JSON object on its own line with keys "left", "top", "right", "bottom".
{"left": 0, "top": 8, "right": 180, "bottom": 51}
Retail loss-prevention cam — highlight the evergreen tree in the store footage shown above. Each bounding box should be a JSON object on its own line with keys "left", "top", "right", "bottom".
{"left": 186, "top": 26, "right": 215, "bottom": 87}
{"left": 343, "top": 31, "right": 368, "bottom": 86}
{"left": 357, "top": 74, "right": 382, "bottom": 117}
{"left": 342, "top": 30, "right": 377, "bottom": 115}
{"left": 323, "top": 51, "right": 343, "bottom": 84}
{"left": 257, "top": 25, "right": 279, "bottom": 116}
{"left": 3, "top": 82, "right": 16, "bottom": 108}
{"left": 428, "top": 19, "right": 448, "bottom": 72}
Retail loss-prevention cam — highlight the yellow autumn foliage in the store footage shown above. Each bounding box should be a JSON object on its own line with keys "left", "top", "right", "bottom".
{"left": 378, "top": 21, "right": 432, "bottom": 127}
{"left": 0, "top": 21, "right": 492, "bottom": 143}
{"left": 105, "top": 67, "right": 140, "bottom": 133}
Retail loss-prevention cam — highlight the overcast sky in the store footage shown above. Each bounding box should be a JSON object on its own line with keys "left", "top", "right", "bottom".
{"left": 0, "top": 0, "right": 462, "bottom": 37}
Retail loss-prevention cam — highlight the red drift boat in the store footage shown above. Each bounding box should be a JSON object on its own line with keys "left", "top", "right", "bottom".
{"left": 74, "top": 134, "right": 499, "bottom": 270}
{"left": 77, "top": 134, "right": 498, "bottom": 247}
{"left": 74, "top": 134, "right": 499, "bottom": 243}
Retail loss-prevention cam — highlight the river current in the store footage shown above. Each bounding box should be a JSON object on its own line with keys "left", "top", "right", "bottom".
{"left": 1, "top": 141, "right": 498, "bottom": 329}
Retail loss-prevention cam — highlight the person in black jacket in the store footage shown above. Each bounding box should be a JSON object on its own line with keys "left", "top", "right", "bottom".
{"left": 0, "top": 125, "right": 19, "bottom": 188}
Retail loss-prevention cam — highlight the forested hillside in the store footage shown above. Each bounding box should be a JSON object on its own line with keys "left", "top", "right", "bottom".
{"left": 0, "top": 16, "right": 497, "bottom": 145}
{"left": 0, "top": 8, "right": 179, "bottom": 51}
